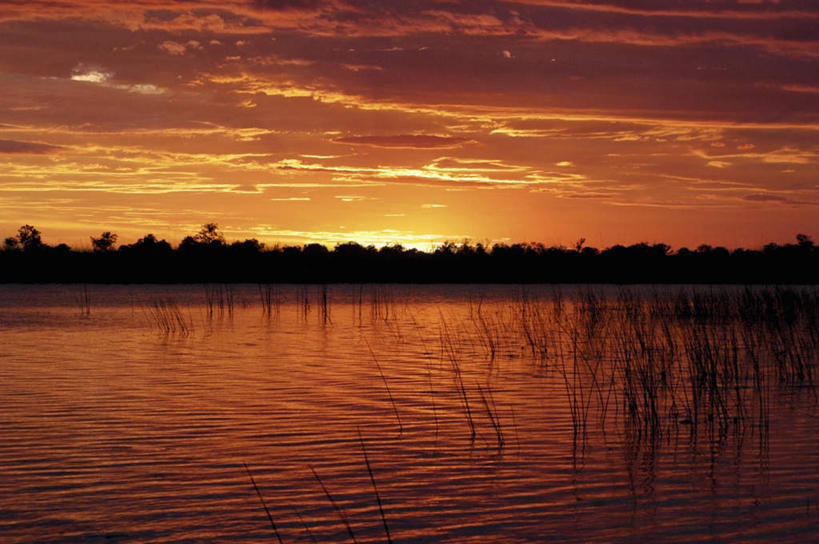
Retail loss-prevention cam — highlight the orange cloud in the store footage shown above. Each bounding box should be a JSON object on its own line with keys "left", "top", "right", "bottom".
{"left": 333, "top": 135, "right": 473, "bottom": 149}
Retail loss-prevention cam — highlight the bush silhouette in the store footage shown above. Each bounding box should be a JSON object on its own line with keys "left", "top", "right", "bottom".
{"left": 0, "top": 226, "right": 815, "bottom": 284}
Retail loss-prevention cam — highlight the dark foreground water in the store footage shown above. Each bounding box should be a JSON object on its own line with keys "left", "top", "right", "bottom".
{"left": 0, "top": 284, "right": 817, "bottom": 543}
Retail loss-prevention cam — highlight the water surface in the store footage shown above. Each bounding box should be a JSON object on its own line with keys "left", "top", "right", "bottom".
{"left": 1, "top": 284, "right": 817, "bottom": 543}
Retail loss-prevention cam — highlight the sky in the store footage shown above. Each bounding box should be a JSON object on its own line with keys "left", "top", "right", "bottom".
{"left": 1, "top": 0, "right": 817, "bottom": 250}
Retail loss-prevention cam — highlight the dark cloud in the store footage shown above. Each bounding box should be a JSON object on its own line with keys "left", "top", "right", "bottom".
{"left": 577, "top": 0, "right": 817, "bottom": 13}
{"left": 0, "top": 139, "right": 63, "bottom": 154}
{"left": 251, "top": 0, "right": 324, "bottom": 9}
{"left": 740, "top": 193, "right": 817, "bottom": 206}
{"left": 333, "top": 134, "right": 473, "bottom": 148}
{"left": 742, "top": 193, "right": 788, "bottom": 202}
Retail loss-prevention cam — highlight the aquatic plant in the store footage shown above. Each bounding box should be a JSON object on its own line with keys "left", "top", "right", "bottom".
{"left": 147, "top": 299, "right": 193, "bottom": 335}
{"left": 243, "top": 463, "right": 284, "bottom": 544}
{"left": 477, "top": 383, "right": 504, "bottom": 449}
{"left": 204, "top": 284, "right": 234, "bottom": 316}
{"left": 365, "top": 341, "right": 403, "bottom": 435}
{"left": 75, "top": 284, "right": 91, "bottom": 316}
{"left": 258, "top": 284, "right": 281, "bottom": 317}
{"left": 358, "top": 428, "right": 393, "bottom": 544}
{"left": 310, "top": 465, "right": 359, "bottom": 544}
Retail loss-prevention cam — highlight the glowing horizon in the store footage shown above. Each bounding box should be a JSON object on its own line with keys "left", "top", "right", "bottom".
{"left": 1, "top": 1, "right": 817, "bottom": 251}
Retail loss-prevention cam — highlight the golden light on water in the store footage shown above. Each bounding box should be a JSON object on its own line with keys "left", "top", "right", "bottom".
{"left": 1, "top": 284, "right": 818, "bottom": 541}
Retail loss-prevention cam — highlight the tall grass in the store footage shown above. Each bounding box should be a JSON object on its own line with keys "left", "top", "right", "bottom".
{"left": 505, "top": 286, "right": 819, "bottom": 444}
{"left": 243, "top": 463, "right": 284, "bottom": 544}
{"left": 365, "top": 341, "right": 403, "bottom": 435}
{"left": 258, "top": 284, "right": 281, "bottom": 317}
{"left": 418, "top": 286, "right": 815, "bottom": 450}
{"left": 204, "top": 284, "right": 234, "bottom": 316}
{"left": 477, "top": 383, "right": 504, "bottom": 449}
{"left": 320, "top": 285, "right": 331, "bottom": 325}
{"left": 297, "top": 286, "right": 310, "bottom": 320}
{"left": 440, "top": 319, "right": 477, "bottom": 441}
{"left": 76, "top": 284, "right": 91, "bottom": 316}
{"left": 358, "top": 428, "right": 393, "bottom": 544}
{"left": 370, "top": 286, "right": 395, "bottom": 321}
{"left": 147, "top": 299, "right": 193, "bottom": 335}
{"left": 309, "top": 465, "right": 359, "bottom": 544}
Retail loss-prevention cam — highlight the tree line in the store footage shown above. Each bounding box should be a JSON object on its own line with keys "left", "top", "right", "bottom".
{"left": 1, "top": 224, "right": 817, "bottom": 284}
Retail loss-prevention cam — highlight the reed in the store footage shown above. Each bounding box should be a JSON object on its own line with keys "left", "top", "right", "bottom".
{"left": 370, "top": 286, "right": 396, "bottom": 322}
{"left": 554, "top": 330, "right": 590, "bottom": 443}
{"left": 473, "top": 310, "right": 501, "bottom": 361}
{"left": 365, "top": 341, "right": 403, "bottom": 435}
{"left": 320, "top": 285, "right": 331, "bottom": 325}
{"left": 297, "top": 286, "right": 310, "bottom": 319}
{"left": 456, "top": 370, "right": 476, "bottom": 442}
{"left": 76, "top": 284, "right": 91, "bottom": 316}
{"left": 440, "top": 321, "right": 476, "bottom": 441}
{"left": 243, "top": 463, "right": 284, "bottom": 544}
{"left": 204, "top": 284, "right": 234, "bottom": 316}
{"left": 477, "top": 383, "right": 504, "bottom": 449}
{"left": 147, "top": 299, "right": 192, "bottom": 335}
{"left": 355, "top": 284, "right": 364, "bottom": 324}
{"left": 309, "top": 465, "right": 358, "bottom": 544}
{"left": 258, "top": 284, "right": 281, "bottom": 317}
{"left": 427, "top": 362, "right": 440, "bottom": 442}
{"left": 291, "top": 508, "right": 318, "bottom": 543}
{"left": 518, "top": 298, "right": 554, "bottom": 363}
{"left": 476, "top": 286, "right": 818, "bottom": 447}
{"left": 358, "top": 428, "right": 393, "bottom": 544}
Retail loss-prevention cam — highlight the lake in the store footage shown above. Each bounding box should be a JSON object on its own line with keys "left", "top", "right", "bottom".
{"left": 0, "top": 284, "right": 817, "bottom": 543}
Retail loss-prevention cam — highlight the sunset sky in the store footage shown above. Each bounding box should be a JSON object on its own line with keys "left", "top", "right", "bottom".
{"left": 1, "top": 0, "right": 817, "bottom": 249}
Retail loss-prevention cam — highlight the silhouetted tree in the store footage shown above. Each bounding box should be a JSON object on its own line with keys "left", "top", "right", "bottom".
{"left": 652, "top": 243, "right": 671, "bottom": 256}
{"left": 179, "top": 223, "right": 227, "bottom": 252}
{"left": 120, "top": 234, "right": 172, "bottom": 255}
{"left": 90, "top": 231, "right": 118, "bottom": 252}
{"left": 335, "top": 242, "right": 370, "bottom": 258}
{"left": 230, "top": 238, "right": 264, "bottom": 252}
{"left": 136, "top": 233, "right": 171, "bottom": 250}
{"left": 581, "top": 246, "right": 599, "bottom": 257}
{"left": 137, "top": 233, "right": 159, "bottom": 245}
{"left": 303, "top": 243, "right": 329, "bottom": 258}
{"left": 193, "top": 223, "right": 224, "bottom": 245}
{"left": 379, "top": 244, "right": 405, "bottom": 257}
{"left": 435, "top": 241, "right": 457, "bottom": 255}
{"left": 797, "top": 233, "right": 814, "bottom": 249}
{"left": 281, "top": 245, "right": 301, "bottom": 258}
{"left": 574, "top": 237, "right": 586, "bottom": 252}
{"left": 15, "top": 225, "right": 43, "bottom": 251}
{"left": 0, "top": 225, "right": 816, "bottom": 283}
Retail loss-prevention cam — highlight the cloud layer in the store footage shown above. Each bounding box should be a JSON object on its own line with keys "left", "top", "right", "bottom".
{"left": 0, "top": 0, "right": 817, "bottom": 248}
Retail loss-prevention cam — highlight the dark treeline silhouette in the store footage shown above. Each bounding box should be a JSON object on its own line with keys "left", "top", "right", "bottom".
{"left": 1, "top": 224, "right": 817, "bottom": 284}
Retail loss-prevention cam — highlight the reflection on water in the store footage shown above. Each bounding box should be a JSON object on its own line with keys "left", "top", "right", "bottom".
{"left": 0, "top": 284, "right": 817, "bottom": 543}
